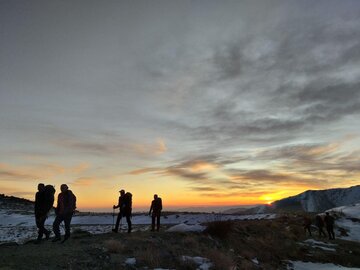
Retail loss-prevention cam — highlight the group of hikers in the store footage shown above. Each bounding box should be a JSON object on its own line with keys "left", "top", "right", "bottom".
{"left": 34, "top": 183, "right": 163, "bottom": 244}
{"left": 303, "top": 212, "right": 336, "bottom": 240}
{"left": 35, "top": 183, "right": 77, "bottom": 244}
{"left": 112, "top": 189, "right": 163, "bottom": 234}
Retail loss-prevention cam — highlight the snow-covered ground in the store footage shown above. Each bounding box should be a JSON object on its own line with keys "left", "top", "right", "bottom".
{"left": 0, "top": 210, "right": 275, "bottom": 244}
{"left": 287, "top": 261, "right": 360, "bottom": 270}
{"left": 329, "top": 203, "right": 360, "bottom": 243}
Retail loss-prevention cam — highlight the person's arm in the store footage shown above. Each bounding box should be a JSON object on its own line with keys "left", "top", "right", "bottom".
{"left": 113, "top": 196, "right": 120, "bottom": 209}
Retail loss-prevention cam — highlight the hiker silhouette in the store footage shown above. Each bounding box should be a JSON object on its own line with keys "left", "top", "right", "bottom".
{"left": 34, "top": 183, "right": 54, "bottom": 243}
{"left": 315, "top": 215, "right": 326, "bottom": 238}
{"left": 303, "top": 215, "right": 312, "bottom": 237}
{"left": 324, "top": 212, "right": 335, "bottom": 240}
{"left": 149, "top": 194, "right": 162, "bottom": 232}
{"left": 52, "top": 184, "right": 76, "bottom": 243}
{"left": 113, "top": 189, "right": 132, "bottom": 233}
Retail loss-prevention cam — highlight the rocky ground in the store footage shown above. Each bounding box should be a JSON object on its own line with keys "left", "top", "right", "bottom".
{"left": 1, "top": 215, "right": 360, "bottom": 270}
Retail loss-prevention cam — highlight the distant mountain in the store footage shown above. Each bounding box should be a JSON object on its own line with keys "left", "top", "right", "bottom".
{"left": 227, "top": 185, "right": 360, "bottom": 214}
{"left": 0, "top": 194, "right": 35, "bottom": 213}
{"left": 272, "top": 185, "right": 360, "bottom": 213}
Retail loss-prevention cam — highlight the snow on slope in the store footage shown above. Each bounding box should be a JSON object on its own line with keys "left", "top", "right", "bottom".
{"left": 0, "top": 210, "right": 275, "bottom": 244}
{"left": 273, "top": 185, "right": 360, "bottom": 213}
{"left": 328, "top": 203, "right": 360, "bottom": 243}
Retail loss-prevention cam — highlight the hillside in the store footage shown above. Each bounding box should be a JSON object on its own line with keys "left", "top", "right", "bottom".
{"left": 0, "top": 194, "right": 35, "bottom": 214}
{"left": 1, "top": 216, "right": 360, "bottom": 270}
{"left": 272, "top": 185, "right": 360, "bottom": 213}
{"left": 227, "top": 185, "right": 360, "bottom": 215}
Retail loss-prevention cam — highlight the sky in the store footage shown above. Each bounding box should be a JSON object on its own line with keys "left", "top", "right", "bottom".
{"left": 1, "top": 0, "right": 360, "bottom": 211}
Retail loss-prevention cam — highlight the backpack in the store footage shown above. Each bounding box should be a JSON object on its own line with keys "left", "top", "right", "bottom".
{"left": 123, "top": 192, "right": 132, "bottom": 209}
{"left": 43, "top": 185, "right": 55, "bottom": 213}
{"left": 66, "top": 190, "right": 77, "bottom": 212}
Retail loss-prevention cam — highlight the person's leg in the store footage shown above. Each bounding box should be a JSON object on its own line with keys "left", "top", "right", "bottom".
{"left": 330, "top": 226, "right": 335, "bottom": 239}
{"left": 151, "top": 215, "right": 155, "bottom": 231}
{"left": 126, "top": 214, "right": 132, "bottom": 233}
{"left": 63, "top": 213, "right": 73, "bottom": 239}
{"left": 52, "top": 215, "right": 63, "bottom": 241}
{"left": 113, "top": 212, "right": 121, "bottom": 232}
{"left": 326, "top": 226, "right": 331, "bottom": 239}
{"left": 37, "top": 215, "right": 48, "bottom": 240}
{"left": 156, "top": 214, "right": 160, "bottom": 231}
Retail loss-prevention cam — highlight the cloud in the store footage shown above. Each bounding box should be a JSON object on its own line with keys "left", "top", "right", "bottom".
{"left": 0, "top": 163, "right": 43, "bottom": 181}
{"left": 53, "top": 136, "right": 167, "bottom": 158}
{"left": 0, "top": 162, "right": 91, "bottom": 183}
{"left": 71, "top": 177, "right": 95, "bottom": 187}
{"left": 128, "top": 168, "right": 160, "bottom": 175}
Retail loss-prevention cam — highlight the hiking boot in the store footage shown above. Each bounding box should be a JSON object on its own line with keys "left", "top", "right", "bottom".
{"left": 61, "top": 235, "right": 70, "bottom": 244}
{"left": 52, "top": 236, "right": 61, "bottom": 242}
{"left": 45, "top": 231, "right": 51, "bottom": 240}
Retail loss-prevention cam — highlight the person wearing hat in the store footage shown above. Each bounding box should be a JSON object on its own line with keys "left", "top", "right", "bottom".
{"left": 52, "top": 184, "right": 76, "bottom": 243}
{"left": 112, "top": 189, "right": 126, "bottom": 233}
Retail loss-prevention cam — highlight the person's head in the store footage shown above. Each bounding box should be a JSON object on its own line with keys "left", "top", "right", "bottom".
{"left": 60, "top": 184, "right": 68, "bottom": 193}
{"left": 38, "top": 183, "right": 45, "bottom": 191}
{"left": 154, "top": 194, "right": 158, "bottom": 200}
{"left": 120, "top": 189, "right": 125, "bottom": 196}
{"left": 326, "top": 212, "right": 329, "bottom": 216}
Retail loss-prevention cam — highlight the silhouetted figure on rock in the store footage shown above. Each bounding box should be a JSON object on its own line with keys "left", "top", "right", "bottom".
{"left": 149, "top": 194, "right": 162, "bottom": 232}
{"left": 315, "top": 215, "right": 326, "bottom": 238}
{"left": 324, "top": 212, "right": 335, "bottom": 240}
{"left": 303, "top": 215, "right": 312, "bottom": 237}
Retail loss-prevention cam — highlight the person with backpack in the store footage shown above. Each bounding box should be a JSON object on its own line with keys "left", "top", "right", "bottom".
{"left": 149, "top": 194, "right": 162, "bottom": 232}
{"left": 303, "top": 215, "right": 312, "bottom": 237}
{"left": 324, "top": 212, "right": 335, "bottom": 240}
{"left": 315, "top": 215, "right": 326, "bottom": 238}
{"left": 52, "top": 184, "right": 76, "bottom": 243}
{"left": 113, "top": 189, "right": 132, "bottom": 233}
{"left": 34, "top": 183, "right": 54, "bottom": 243}
{"left": 112, "top": 189, "right": 125, "bottom": 233}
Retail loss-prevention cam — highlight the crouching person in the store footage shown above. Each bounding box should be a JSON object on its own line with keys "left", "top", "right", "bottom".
{"left": 53, "top": 184, "right": 76, "bottom": 243}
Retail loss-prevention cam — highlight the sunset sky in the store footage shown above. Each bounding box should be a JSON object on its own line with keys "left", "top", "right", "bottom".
{"left": 1, "top": 0, "right": 360, "bottom": 211}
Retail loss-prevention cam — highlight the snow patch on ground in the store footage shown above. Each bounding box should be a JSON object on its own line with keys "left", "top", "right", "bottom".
{"left": 124, "top": 257, "right": 136, "bottom": 265}
{"left": 301, "top": 239, "right": 337, "bottom": 252}
{"left": 0, "top": 211, "right": 275, "bottom": 244}
{"left": 167, "top": 223, "right": 206, "bottom": 232}
{"left": 287, "top": 261, "right": 360, "bottom": 270}
{"left": 328, "top": 204, "right": 360, "bottom": 243}
{"left": 181, "top": 256, "right": 213, "bottom": 270}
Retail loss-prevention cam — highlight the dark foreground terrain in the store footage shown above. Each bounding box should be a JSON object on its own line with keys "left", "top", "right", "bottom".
{"left": 1, "top": 216, "right": 360, "bottom": 270}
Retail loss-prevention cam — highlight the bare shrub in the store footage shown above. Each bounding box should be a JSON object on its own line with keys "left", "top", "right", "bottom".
{"left": 104, "top": 239, "right": 124, "bottom": 253}
{"left": 207, "top": 249, "right": 236, "bottom": 270}
{"left": 204, "top": 220, "right": 234, "bottom": 239}
{"left": 135, "top": 247, "right": 162, "bottom": 268}
{"left": 182, "top": 236, "right": 200, "bottom": 251}
{"left": 177, "top": 259, "right": 198, "bottom": 270}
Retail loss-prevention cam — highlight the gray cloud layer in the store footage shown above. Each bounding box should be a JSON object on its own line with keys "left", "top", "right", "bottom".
{"left": 1, "top": 1, "right": 360, "bottom": 198}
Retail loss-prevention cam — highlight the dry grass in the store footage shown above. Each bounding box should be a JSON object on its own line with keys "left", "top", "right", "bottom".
{"left": 134, "top": 246, "right": 162, "bottom": 268}
{"left": 2, "top": 215, "right": 360, "bottom": 270}
{"left": 206, "top": 249, "right": 236, "bottom": 270}
{"left": 104, "top": 239, "right": 124, "bottom": 254}
{"left": 204, "top": 220, "right": 235, "bottom": 239}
